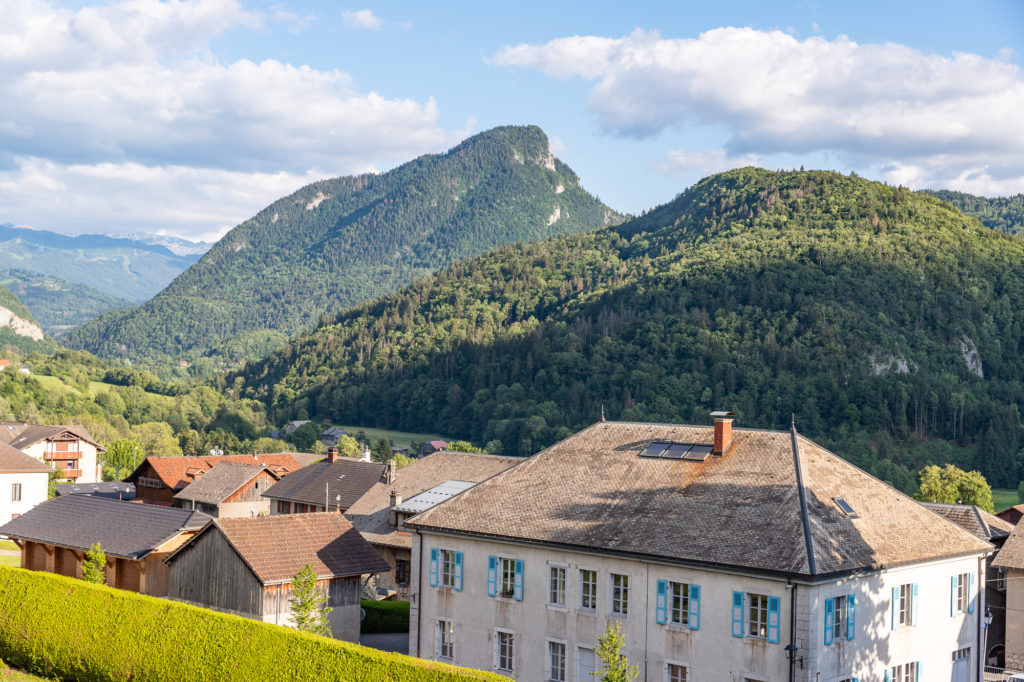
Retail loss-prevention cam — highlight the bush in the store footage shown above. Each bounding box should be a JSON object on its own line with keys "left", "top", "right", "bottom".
{"left": 0, "top": 567, "right": 506, "bottom": 681}
{"left": 361, "top": 600, "right": 410, "bottom": 634}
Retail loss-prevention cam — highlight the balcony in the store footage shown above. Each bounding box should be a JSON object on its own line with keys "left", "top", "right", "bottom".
{"left": 44, "top": 450, "right": 81, "bottom": 461}
{"left": 61, "top": 469, "right": 82, "bottom": 479}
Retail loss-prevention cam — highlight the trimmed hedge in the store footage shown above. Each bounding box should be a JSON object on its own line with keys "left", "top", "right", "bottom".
{"left": 0, "top": 567, "right": 507, "bottom": 681}
{"left": 360, "top": 600, "right": 410, "bottom": 634}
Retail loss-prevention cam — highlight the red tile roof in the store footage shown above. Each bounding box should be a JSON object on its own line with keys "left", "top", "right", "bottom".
{"left": 132, "top": 454, "right": 308, "bottom": 491}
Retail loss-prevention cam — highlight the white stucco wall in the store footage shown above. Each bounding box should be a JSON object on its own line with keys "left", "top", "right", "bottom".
{"left": 0, "top": 470, "right": 48, "bottom": 524}
{"left": 410, "top": 532, "right": 986, "bottom": 682}
{"left": 22, "top": 440, "right": 100, "bottom": 484}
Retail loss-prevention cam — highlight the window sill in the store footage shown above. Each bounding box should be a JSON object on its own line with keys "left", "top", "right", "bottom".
{"left": 546, "top": 604, "right": 569, "bottom": 612}
{"left": 608, "top": 612, "right": 628, "bottom": 619}
{"left": 577, "top": 608, "right": 597, "bottom": 616}
{"left": 664, "top": 623, "right": 692, "bottom": 633}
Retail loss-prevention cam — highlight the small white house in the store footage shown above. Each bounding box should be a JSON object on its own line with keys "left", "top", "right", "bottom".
{"left": 407, "top": 415, "right": 992, "bottom": 682}
{"left": 0, "top": 440, "right": 51, "bottom": 524}
{"left": 0, "top": 423, "right": 104, "bottom": 484}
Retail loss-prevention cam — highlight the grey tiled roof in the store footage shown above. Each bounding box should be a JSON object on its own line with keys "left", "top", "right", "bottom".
{"left": 919, "top": 502, "right": 1014, "bottom": 542}
{"left": 0, "top": 495, "right": 210, "bottom": 559}
{"left": 262, "top": 459, "right": 385, "bottom": 509}
{"left": 344, "top": 451, "right": 522, "bottom": 550}
{"left": 408, "top": 422, "right": 992, "bottom": 579}
{"left": 174, "top": 462, "right": 276, "bottom": 505}
{"left": 54, "top": 481, "right": 136, "bottom": 500}
{"left": 0, "top": 423, "right": 101, "bottom": 449}
{"left": 0, "top": 441, "right": 51, "bottom": 473}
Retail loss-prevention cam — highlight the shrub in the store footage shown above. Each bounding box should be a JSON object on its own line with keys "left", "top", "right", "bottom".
{"left": 0, "top": 567, "right": 506, "bottom": 681}
{"left": 360, "top": 600, "right": 410, "bottom": 634}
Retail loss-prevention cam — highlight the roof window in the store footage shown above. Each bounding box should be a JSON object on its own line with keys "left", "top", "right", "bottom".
{"left": 833, "top": 497, "right": 858, "bottom": 518}
{"left": 639, "top": 441, "right": 713, "bottom": 462}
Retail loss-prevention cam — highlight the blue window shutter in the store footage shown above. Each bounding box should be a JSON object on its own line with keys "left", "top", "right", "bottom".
{"left": 732, "top": 591, "right": 744, "bottom": 637}
{"left": 655, "top": 580, "right": 667, "bottom": 624}
{"left": 688, "top": 584, "right": 701, "bottom": 631}
{"left": 487, "top": 556, "right": 497, "bottom": 596}
{"left": 513, "top": 559, "right": 524, "bottom": 601}
{"left": 767, "top": 595, "right": 780, "bottom": 643}
{"left": 824, "top": 598, "right": 834, "bottom": 645}
{"left": 884, "top": 669, "right": 892, "bottom": 682}
{"left": 454, "top": 552, "right": 463, "bottom": 591}
{"left": 968, "top": 573, "right": 976, "bottom": 614}
{"left": 847, "top": 593, "right": 856, "bottom": 641}
{"left": 916, "top": 661, "right": 922, "bottom": 681}
{"left": 912, "top": 583, "right": 919, "bottom": 625}
{"left": 429, "top": 548, "right": 438, "bottom": 587}
{"left": 891, "top": 586, "right": 899, "bottom": 630}
{"left": 853, "top": 678, "right": 859, "bottom": 682}
{"left": 951, "top": 575, "right": 958, "bottom": 616}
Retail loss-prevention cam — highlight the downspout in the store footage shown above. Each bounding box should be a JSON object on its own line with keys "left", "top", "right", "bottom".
{"left": 415, "top": 528, "right": 425, "bottom": 658}
{"left": 643, "top": 562, "right": 650, "bottom": 680}
{"left": 978, "top": 554, "right": 985, "bottom": 682}
{"left": 788, "top": 582, "right": 797, "bottom": 682}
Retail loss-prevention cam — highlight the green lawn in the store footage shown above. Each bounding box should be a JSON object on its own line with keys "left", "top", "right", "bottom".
{"left": 1, "top": 663, "right": 50, "bottom": 681}
{"left": 0, "top": 541, "right": 18, "bottom": 551}
{"left": 993, "top": 488, "right": 1019, "bottom": 513}
{"left": 0, "top": 555, "right": 19, "bottom": 568}
{"left": 338, "top": 425, "right": 450, "bottom": 451}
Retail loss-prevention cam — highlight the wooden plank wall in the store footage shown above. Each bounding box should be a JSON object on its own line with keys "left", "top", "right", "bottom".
{"left": 167, "top": 528, "right": 263, "bottom": 616}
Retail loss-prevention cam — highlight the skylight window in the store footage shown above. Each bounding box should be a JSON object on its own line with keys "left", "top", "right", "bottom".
{"left": 833, "top": 497, "right": 858, "bottom": 518}
{"left": 639, "top": 441, "right": 712, "bottom": 461}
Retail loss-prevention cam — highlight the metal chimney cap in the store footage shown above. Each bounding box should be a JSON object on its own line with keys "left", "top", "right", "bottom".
{"left": 710, "top": 411, "right": 736, "bottom": 419}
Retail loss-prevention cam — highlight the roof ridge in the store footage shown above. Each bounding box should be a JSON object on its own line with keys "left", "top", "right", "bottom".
{"left": 790, "top": 424, "right": 817, "bottom": 577}
{"left": 971, "top": 505, "right": 991, "bottom": 538}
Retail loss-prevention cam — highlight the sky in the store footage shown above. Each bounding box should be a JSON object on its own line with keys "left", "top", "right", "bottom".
{"left": 1, "top": 0, "right": 1023, "bottom": 242}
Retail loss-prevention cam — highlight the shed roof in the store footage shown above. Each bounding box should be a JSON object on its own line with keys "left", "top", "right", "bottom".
{"left": 0, "top": 495, "right": 209, "bottom": 559}
{"left": 919, "top": 502, "right": 1014, "bottom": 543}
{"left": 408, "top": 422, "right": 992, "bottom": 580}
{"left": 174, "top": 462, "right": 278, "bottom": 505}
{"left": 262, "top": 459, "right": 385, "bottom": 509}
{"left": 344, "top": 451, "right": 521, "bottom": 550}
{"left": 170, "top": 513, "right": 390, "bottom": 584}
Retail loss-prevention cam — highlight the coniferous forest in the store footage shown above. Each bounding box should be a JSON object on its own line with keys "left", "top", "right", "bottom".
{"left": 228, "top": 168, "right": 1024, "bottom": 492}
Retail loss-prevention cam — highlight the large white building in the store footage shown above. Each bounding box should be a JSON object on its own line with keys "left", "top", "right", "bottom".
{"left": 0, "top": 441, "right": 51, "bottom": 524}
{"left": 0, "top": 423, "right": 103, "bottom": 484}
{"left": 407, "top": 415, "right": 991, "bottom": 682}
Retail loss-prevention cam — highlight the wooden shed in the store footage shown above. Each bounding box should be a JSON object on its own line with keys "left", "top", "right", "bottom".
{"left": 165, "top": 512, "right": 390, "bottom": 641}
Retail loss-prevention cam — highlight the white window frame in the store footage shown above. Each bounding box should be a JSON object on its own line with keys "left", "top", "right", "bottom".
{"left": 436, "top": 619, "right": 454, "bottom": 660}
{"left": 892, "top": 662, "right": 917, "bottom": 682}
{"left": 577, "top": 646, "right": 596, "bottom": 682}
{"left": 546, "top": 638, "right": 567, "bottom": 682}
{"left": 665, "top": 660, "right": 688, "bottom": 682}
{"left": 495, "top": 628, "right": 515, "bottom": 673}
{"left": 610, "top": 572, "right": 629, "bottom": 616}
{"left": 995, "top": 568, "right": 1007, "bottom": 591}
{"left": 439, "top": 549, "right": 457, "bottom": 589}
{"left": 499, "top": 556, "right": 516, "bottom": 597}
{"left": 955, "top": 572, "right": 970, "bottom": 613}
{"left": 548, "top": 563, "right": 567, "bottom": 609}
{"left": 11, "top": 483, "right": 21, "bottom": 502}
{"left": 668, "top": 581, "right": 691, "bottom": 626}
{"left": 831, "top": 594, "right": 848, "bottom": 640}
{"left": 898, "top": 584, "right": 913, "bottom": 626}
{"left": 579, "top": 567, "right": 598, "bottom": 611}
{"left": 747, "top": 592, "right": 769, "bottom": 639}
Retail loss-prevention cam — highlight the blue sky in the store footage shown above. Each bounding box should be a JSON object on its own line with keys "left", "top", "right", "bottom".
{"left": 1, "top": 0, "right": 1022, "bottom": 240}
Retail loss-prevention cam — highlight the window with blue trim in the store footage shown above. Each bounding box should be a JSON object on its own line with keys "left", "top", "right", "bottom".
{"left": 824, "top": 594, "right": 856, "bottom": 644}
{"left": 430, "top": 548, "right": 462, "bottom": 590}
{"left": 487, "top": 555, "right": 523, "bottom": 600}
{"left": 656, "top": 580, "right": 700, "bottom": 629}
{"left": 733, "top": 592, "right": 779, "bottom": 642}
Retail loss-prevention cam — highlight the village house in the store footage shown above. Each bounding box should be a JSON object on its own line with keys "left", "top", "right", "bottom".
{"left": 406, "top": 414, "right": 992, "bottom": 682}
{"left": 320, "top": 427, "right": 348, "bottom": 447}
{"left": 0, "top": 423, "right": 104, "bottom": 484}
{"left": 124, "top": 453, "right": 315, "bottom": 506}
{"left": 263, "top": 448, "right": 384, "bottom": 514}
{"left": 344, "top": 450, "right": 521, "bottom": 598}
{"left": 997, "top": 504, "right": 1024, "bottom": 526}
{"left": 921, "top": 501, "right": 1015, "bottom": 667}
{"left": 164, "top": 512, "right": 390, "bottom": 641}
{"left": 417, "top": 440, "right": 449, "bottom": 458}
{"left": 283, "top": 420, "right": 310, "bottom": 436}
{"left": 54, "top": 481, "right": 136, "bottom": 501}
{"left": 0, "top": 441, "right": 51, "bottom": 524}
{"left": 991, "top": 519, "right": 1024, "bottom": 671}
{"left": 0, "top": 495, "right": 209, "bottom": 595}
{"left": 173, "top": 462, "right": 279, "bottom": 517}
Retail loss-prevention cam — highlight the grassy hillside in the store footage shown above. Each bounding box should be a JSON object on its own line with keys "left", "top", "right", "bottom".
{"left": 231, "top": 168, "right": 1024, "bottom": 493}
{"left": 66, "top": 126, "right": 621, "bottom": 372}
{"left": 0, "top": 284, "right": 55, "bottom": 355}
{"left": 0, "top": 269, "right": 134, "bottom": 336}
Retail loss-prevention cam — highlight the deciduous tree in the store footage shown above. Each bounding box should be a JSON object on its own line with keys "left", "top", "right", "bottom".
{"left": 290, "top": 563, "right": 332, "bottom": 636}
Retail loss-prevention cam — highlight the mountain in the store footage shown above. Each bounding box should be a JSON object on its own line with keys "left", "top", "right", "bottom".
{"left": 0, "top": 269, "right": 135, "bottom": 336}
{"left": 921, "top": 190, "right": 1024, "bottom": 236}
{"left": 0, "top": 283, "right": 55, "bottom": 354}
{"left": 66, "top": 126, "right": 622, "bottom": 370}
{"left": 229, "top": 168, "right": 1024, "bottom": 494}
{"left": 116, "top": 233, "right": 213, "bottom": 257}
{"left": 0, "top": 224, "right": 206, "bottom": 301}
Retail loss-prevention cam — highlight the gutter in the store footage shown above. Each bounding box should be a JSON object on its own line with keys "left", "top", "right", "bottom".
{"left": 790, "top": 424, "right": 817, "bottom": 577}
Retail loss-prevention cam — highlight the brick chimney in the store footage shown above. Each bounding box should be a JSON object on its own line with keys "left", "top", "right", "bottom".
{"left": 385, "top": 459, "right": 397, "bottom": 484}
{"left": 327, "top": 446, "right": 338, "bottom": 463}
{"left": 389, "top": 489, "right": 403, "bottom": 527}
{"left": 711, "top": 411, "right": 736, "bottom": 456}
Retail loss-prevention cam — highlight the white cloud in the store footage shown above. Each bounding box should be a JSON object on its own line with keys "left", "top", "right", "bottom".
{"left": 658, "top": 148, "right": 760, "bottom": 177}
{"left": 341, "top": 8, "right": 382, "bottom": 30}
{"left": 0, "top": 0, "right": 459, "bottom": 236}
{"left": 494, "top": 28, "right": 1024, "bottom": 196}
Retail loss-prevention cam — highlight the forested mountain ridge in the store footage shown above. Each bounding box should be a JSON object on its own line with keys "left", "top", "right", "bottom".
{"left": 0, "top": 269, "right": 134, "bottom": 336}
{"left": 66, "top": 126, "right": 621, "bottom": 372}
{"left": 230, "top": 168, "right": 1024, "bottom": 493}
{"left": 0, "top": 283, "right": 56, "bottom": 354}
{"left": 921, "top": 189, "right": 1024, "bottom": 236}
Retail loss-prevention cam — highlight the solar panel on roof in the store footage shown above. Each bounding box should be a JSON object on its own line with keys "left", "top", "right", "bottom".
{"left": 662, "top": 443, "right": 691, "bottom": 459}
{"left": 682, "top": 448, "right": 711, "bottom": 461}
{"left": 639, "top": 441, "right": 670, "bottom": 458}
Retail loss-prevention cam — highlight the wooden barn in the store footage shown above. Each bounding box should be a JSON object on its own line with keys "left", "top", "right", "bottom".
{"left": 173, "top": 462, "right": 279, "bottom": 518}
{"left": 0, "top": 495, "right": 210, "bottom": 595}
{"left": 165, "top": 512, "right": 390, "bottom": 641}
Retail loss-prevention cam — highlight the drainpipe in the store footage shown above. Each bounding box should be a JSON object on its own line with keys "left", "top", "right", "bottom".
{"left": 788, "top": 582, "right": 797, "bottom": 682}
{"left": 978, "top": 555, "right": 985, "bottom": 682}
{"left": 415, "top": 528, "right": 425, "bottom": 658}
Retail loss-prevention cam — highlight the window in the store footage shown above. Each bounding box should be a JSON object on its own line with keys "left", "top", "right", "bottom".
{"left": 487, "top": 556, "right": 521, "bottom": 600}
{"left": 395, "top": 559, "right": 410, "bottom": 585}
{"left": 440, "top": 550, "right": 457, "bottom": 588}
{"left": 11, "top": 483, "right": 21, "bottom": 502}
{"left": 548, "top": 565, "right": 566, "bottom": 607}
{"left": 580, "top": 569, "right": 597, "bottom": 610}
{"left": 276, "top": 500, "right": 291, "bottom": 514}
{"left": 890, "top": 662, "right": 917, "bottom": 682}
{"left": 547, "top": 641, "right": 566, "bottom": 682}
{"left": 748, "top": 592, "right": 769, "bottom": 638}
{"left": 670, "top": 582, "right": 690, "bottom": 625}
{"left": 825, "top": 594, "right": 856, "bottom": 644}
{"left": 437, "top": 620, "right": 454, "bottom": 660}
{"left": 667, "top": 663, "right": 687, "bottom": 682}
{"left": 955, "top": 573, "right": 969, "bottom": 613}
{"left": 995, "top": 568, "right": 1007, "bottom": 591}
{"left": 496, "top": 630, "right": 514, "bottom": 673}
{"left": 610, "top": 573, "right": 629, "bottom": 615}
{"left": 429, "top": 549, "right": 462, "bottom": 590}
{"left": 895, "top": 583, "right": 916, "bottom": 627}
{"left": 501, "top": 557, "right": 516, "bottom": 597}
{"left": 577, "top": 647, "right": 596, "bottom": 682}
